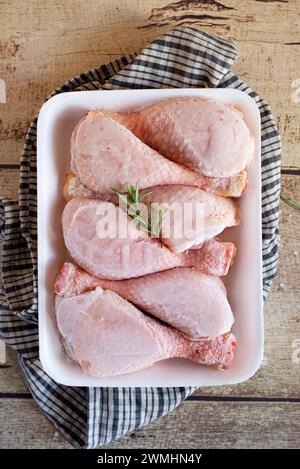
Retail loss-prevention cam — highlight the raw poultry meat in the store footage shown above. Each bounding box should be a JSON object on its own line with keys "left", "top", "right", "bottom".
{"left": 55, "top": 262, "right": 234, "bottom": 340}
{"left": 101, "top": 97, "right": 254, "bottom": 178}
{"left": 56, "top": 98, "right": 244, "bottom": 377}
{"left": 63, "top": 175, "right": 240, "bottom": 253}
{"left": 119, "top": 184, "right": 240, "bottom": 253}
{"left": 56, "top": 287, "right": 237, "bottom": 377}
{"left": 62, "top": 198, "right": 236, "bottom": 279}
{"left": 63, "top": 172, "right": 96, "bottom": 201}
{"left": 71, "top": 110, "right": 247, "bottom": 197}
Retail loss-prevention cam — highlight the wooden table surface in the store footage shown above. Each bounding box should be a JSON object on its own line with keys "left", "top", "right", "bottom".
{"left": 0, "top": 0, "right": 299, "bottom": 449}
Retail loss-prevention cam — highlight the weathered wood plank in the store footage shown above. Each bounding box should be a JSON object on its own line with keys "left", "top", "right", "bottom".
{"left": 0, "top": 0, "right": 299, "bottom": 166}
{"left": 107, "top": 401, "right": 300, "bottom": 449}
{"left": 0, "top": 399, "right": 299, "bottom": 448}
{"left": 0, "top": 169, "right": 19, "bottom": 199}
{"left": 0, "top": 399, "right": 72, "bottom": 448}
{"left": 0, "top": 348, "right": 28, "bottom": 393}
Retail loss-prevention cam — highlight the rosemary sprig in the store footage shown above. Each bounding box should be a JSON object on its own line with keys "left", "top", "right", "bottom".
{"left": 151, "top": 206, "right": 168, "bottom": 238}
{"left": 280, "top": 192, "right": 300, "bottom": 211}
{"left": 111, "top": 180, "right": 167, "bottom": 237}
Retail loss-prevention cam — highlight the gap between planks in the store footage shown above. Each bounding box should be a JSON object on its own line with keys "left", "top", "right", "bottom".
{"left": 1, "top": 392, "right": 300, "bottom": 404}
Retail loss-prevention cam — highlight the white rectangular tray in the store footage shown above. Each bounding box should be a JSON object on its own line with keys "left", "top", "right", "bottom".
{"left": 37, "top": 88, "right": 263, "bottom": 387}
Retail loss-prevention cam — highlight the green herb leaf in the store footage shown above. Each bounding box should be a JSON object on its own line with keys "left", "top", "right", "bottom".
{"left": 135, "top": 179, "right": 139, "bottom": 205}
{"left": 280, "top": 192, "right": 300, "bottom": 211}
{"left": 151, "top": 206, "right": 168, "bottom": 237}
{"left": 111, "top": 181, "right": 167, "bottom": 237}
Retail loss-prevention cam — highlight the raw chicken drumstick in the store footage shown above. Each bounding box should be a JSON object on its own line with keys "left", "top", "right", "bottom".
{"left": 56, "top": 287, "right": 237, "bottom": 377}
{"left": 55, "top": 262, "right": 234, "bottom": 340}
{"left": 63, "top": 175, "right": 240, "bottom": 253}
{"left": 71, "top": 110, "right": 247, "bottom": 197}
{"left": 136, "top": 185, "right": 240, "bottom": 252}
{"left": 62, "top": 198, "right": 236, "bottom": 280}
{"left": 100, "top": 97, "right": 254, "bottom": 178}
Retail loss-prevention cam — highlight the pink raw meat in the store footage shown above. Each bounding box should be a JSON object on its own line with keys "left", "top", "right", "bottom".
{"left": 71, "top": 110, "right": 247, "bottom": 197}
{"left": 131, "top": 185, "right": 240, "bottom": 253}
{"left": 62, "top": 198, "right": 236, "bottom": 279}
{"left": 55, "top": 262, "right": 234, "bottom": 340}
{"left": 56, "top": 287, "right": 237, "bottom": 377}
{"left": 63, "top": 175, "right": 240, "bottom": 253}
{"left": 101, "top": 97, "right": 254, "bottom": 178}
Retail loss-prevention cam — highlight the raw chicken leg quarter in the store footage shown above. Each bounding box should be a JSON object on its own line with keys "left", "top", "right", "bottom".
{"left": 63, "top": 175, "right": 240, "bottom": 253}
{"left": 71, "top": 110, "right": 247, "bottom": 197}
{"left": 62, "top": 198, "right": 236, "bottom": 279}
{"left": 55, "top": 262, "right": 235, "bottom": 339}
{"left": 135, "top": 185, "right": 240, "bottom": 253}
{"left": 101, "top": 97, "right": 254, "bottom": 178}
{"left": 56, "top": 288, "right": 237, "bottom": 377}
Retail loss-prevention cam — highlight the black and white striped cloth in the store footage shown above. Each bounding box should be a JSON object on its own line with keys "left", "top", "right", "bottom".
{"left": 0, "top": 27, "right": 281, "bottom": 448}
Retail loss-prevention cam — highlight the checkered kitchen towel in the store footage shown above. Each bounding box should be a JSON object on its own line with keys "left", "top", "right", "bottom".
{"left": 0, "top": 27, "right": 281, "bottom": 448}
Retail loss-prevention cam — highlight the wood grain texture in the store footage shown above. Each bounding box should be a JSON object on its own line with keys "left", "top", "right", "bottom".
{"left": 0, "top": 169, "right": 19, "bottom": 199}
{"left": 0, "top": 399, "right": 299, "bottom": 449}
{"left": 107, "top": 401, "right": 300, "bottom": 449}
{"left": 0, "top": 0, "right": 299, "bottom": 450}
{"left": 0, "top": 0, "right": 300, "bottom": 166}
{"left": 0, "top": 400, "right": 72, "bottom": 449}
{"left": 0, "top": 348, "right": 27, "bottom": 393}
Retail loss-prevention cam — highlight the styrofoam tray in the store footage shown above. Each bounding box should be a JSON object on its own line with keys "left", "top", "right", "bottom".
{"left": 37, "top": 88, "right": 263, "bottom": 387}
